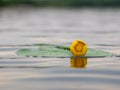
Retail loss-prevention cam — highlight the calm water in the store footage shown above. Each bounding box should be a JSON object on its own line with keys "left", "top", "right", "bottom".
{"left": 0, "top": 7, "right": 120, "bottom": 90}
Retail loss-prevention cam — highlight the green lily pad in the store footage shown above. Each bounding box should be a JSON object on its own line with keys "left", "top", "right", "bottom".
{"left": 16, "top": 43, "right": 113, "bottom": 58}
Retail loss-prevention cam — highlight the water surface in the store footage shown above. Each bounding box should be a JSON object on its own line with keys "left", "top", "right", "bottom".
{"left": 0, "top": 7, "right": 120, "bottom": 90}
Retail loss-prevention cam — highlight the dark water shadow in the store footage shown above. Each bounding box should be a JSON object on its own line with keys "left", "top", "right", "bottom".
{"left": 96, "top": 44, "right": 120, "bottom": 46}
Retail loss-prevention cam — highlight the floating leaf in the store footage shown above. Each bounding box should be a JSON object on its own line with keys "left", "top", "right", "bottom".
{"left": 16, "top": 43, "right": 113, "bottom": 58}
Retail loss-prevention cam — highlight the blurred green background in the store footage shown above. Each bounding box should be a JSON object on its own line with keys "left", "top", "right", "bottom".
{"left": 0, "top": 0, "right": 120, "bottom": 7}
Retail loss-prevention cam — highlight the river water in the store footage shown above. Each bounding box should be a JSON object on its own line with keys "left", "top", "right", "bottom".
{"left": 0, "top": 7, "right": 120, "bottom": 90}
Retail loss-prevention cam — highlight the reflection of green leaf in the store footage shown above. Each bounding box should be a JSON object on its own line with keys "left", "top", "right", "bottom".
{"left": 16, "top": 43, "right": 113, "bottom": 58}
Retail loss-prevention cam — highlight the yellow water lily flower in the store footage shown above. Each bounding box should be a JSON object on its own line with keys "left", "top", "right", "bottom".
{"left": 70, "top": 40, "right": 87, "bottom": 56}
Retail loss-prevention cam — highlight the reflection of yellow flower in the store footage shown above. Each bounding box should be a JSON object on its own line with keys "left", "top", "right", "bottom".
{"left": 70, "top": 40, "right": 87, "bottom": 56}
{"left": 70, "top": 58, "right": 87, "bottom": 68}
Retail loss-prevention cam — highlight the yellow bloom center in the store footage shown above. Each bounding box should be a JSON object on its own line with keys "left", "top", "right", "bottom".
{"left": 74, "top": 43, "right": 82, "bottom": 52}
